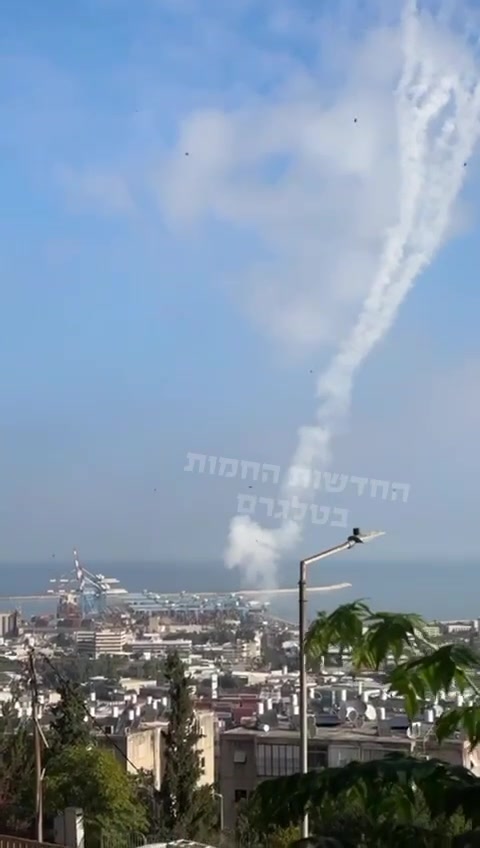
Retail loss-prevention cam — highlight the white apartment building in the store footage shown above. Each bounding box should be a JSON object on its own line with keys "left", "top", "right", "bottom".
{"left": 131, "top": 637, "right": 193, "bottom": 663}
{"left": 76, "top": 629, "right": 127, "bottom": 658}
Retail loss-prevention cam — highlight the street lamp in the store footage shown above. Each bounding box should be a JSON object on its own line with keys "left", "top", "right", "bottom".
{"left": 299, "top": 528, "right": 385, "bottom": 839}
{"left": 213, "top": 791, "right": 224, "bottom": 833}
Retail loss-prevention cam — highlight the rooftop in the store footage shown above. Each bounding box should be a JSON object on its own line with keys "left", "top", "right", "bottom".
{"left": 221, "top": 724, "right": 463, "bottom": 746}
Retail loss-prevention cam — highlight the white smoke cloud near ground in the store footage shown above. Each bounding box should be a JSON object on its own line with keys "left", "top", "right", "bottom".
{"left": 224, "top": 0, "right": 480, "bottom": 586}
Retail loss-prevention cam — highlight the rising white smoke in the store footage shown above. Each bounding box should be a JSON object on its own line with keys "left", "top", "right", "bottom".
{"left": 225, "top": 0, "right": 480, "bottom": 586}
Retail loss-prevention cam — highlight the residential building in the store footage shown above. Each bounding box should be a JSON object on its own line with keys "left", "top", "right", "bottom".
{"left": 100, "top": 722, "right": 163, "bottom": 788}
{"left": 76, "top": 628, "right": 127, "bottom": 658}
{"left": 423, "top": 623, "right": 442, "bottom": 639}
{"left": 131, "top": 637, "right": 193, "bottom": 663}
{"left": 0, "top": 611, "right": 18, "bottom": 637}
{"left": 196, "top": 709, "right": 215, "bottom": 786}
{"left": 219, "top": 724, "right": 479, "bottom": 831}
{"left": 97, "top": 705, "right": 215, "bottom": 790}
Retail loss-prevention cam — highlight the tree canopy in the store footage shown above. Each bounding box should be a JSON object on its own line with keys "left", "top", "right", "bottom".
{"left": 0, "top": 670, "right": 152, "bottom": 843}
{"left": 45, "top": 745, "right": 148, "bottom": 837}
{"left": 0, "top": 653, "right": 219, "bottom": 845}
{"left": 248, "top": 600, "right": 480, "bottom": 847}
{"left": 154, "top": 651, "right": 217, "bottom": 841}
{"left": 0, "top": 701, "right": 36, "bottom": 836}
{"left": 49, "top": 680, "right": 93, "bottom": 752}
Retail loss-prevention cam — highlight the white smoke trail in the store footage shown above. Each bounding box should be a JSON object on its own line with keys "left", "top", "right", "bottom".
{"left": 225, "top": 0, "right": 480, "bottom": 586}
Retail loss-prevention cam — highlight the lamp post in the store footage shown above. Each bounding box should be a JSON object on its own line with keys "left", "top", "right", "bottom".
{"left": 299, "top": 528, "right": 385, "bottom": 839}
{"left": 213, "top": 791, "right": 224, "bottom": 834}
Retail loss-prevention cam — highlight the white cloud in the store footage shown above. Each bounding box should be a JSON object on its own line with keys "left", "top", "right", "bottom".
{"left": 145, "top": 4, "right": 479, "bottom": 363}
{"left": 150, "top": 15, "right": 407, "bottom": 353}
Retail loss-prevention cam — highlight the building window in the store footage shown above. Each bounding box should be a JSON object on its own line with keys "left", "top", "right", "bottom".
{"left": 200, "top": 756, "right": 205, "bottom": 770}
{"left": 334, "top": 749, "right": 353, "bottom": 767}
{"left": 234, "top": 750, "right": 247, "bottom": 764}
{"left": 308, "top": 748, "right": 328, "bottom": 770}
{"left": 257, "top": 744, "right": 300, "bottom": 777}
{"left": 235, "top": 789, "right": 247, "bottom": 803}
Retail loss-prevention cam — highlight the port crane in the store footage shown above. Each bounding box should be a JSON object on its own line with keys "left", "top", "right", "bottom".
{"left": 73, "top": 549, "right": 109, "bottom": 617}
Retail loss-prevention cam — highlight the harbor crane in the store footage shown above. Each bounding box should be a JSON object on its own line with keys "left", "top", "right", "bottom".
{"left": 73, "top": 549, "right": 109, "bottom": 617}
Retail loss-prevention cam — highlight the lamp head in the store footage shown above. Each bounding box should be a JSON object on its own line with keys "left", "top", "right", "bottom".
{"left": 349, "top": 528, "right": 386, "bottom": 544}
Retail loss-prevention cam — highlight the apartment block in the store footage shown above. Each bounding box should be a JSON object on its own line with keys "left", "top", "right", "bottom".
{"left": 76, "top": 628, "right": 127, "bottom": 658}
{"left": 96, "top": 706, "right": 215, "bottom": 791}
{"left": 0, "top": 611, "right": 18, "bottom": 638}
{"left": 219, "top": 725, "right": 478, "bottom": 831}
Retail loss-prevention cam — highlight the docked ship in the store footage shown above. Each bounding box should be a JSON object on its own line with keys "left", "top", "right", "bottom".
{"left": 48, "top": 574, "right": 128, "bottom": 600}
{"left": 48, "top": 550, "right": 130, "bottom": 618}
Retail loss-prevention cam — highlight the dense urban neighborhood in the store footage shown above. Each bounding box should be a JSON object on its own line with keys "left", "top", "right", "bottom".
{"left": 1, "top": 588, "right": 480, "bottom": 846}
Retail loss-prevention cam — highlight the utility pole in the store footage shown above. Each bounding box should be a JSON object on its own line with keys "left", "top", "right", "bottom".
{"left": 27, "top": 642, "right": 43, "bottom": 843}
{"left": 298, "top": 559, "right": 308, "bottom": 840}
{"left": 298, "top": 531, "right": 385, "bottom": 839}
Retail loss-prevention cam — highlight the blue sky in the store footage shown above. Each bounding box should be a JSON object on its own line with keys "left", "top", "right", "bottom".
{"left": 1, "top": 0, "right": 480, "bottom": 572}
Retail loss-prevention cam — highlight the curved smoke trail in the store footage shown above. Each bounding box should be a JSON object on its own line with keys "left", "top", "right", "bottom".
{"left": 225, "top": 0, "right": 480, "bottom": 586}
